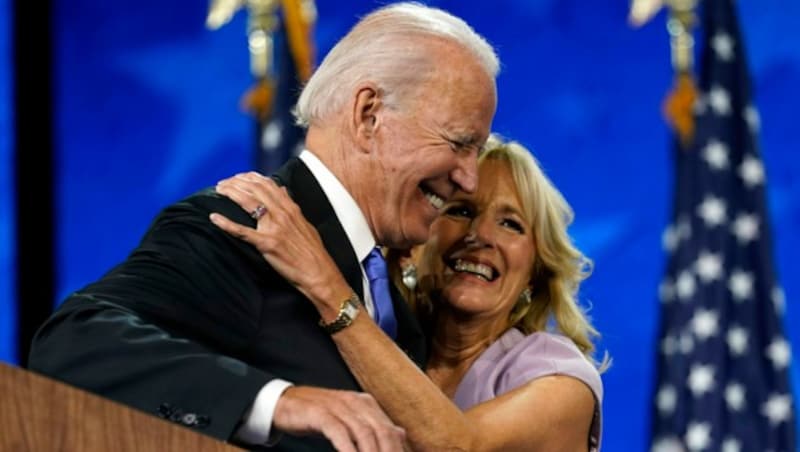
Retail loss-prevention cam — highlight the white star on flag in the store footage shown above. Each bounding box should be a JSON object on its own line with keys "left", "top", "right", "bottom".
{"left": 762, "top": 394, "right": 792, "bottom": 425}
{"left": 260, "top": 120, "right": 284, "bottom": 151}
{"left": 709, "top": 85, "right": 732, "bottom": 115}
{"left": 659, "top": 279, "right": 675, "bottom": 303}
{"left": 661, "top": 335, "right": 677, "bottom": 356}
{"left": 766, "top": 338, "right": 791, "bottom": 370}
{"left": 772, "top": 286, "right": 785, "bottom": 315}
{"left": 743, "top": 105, "right": 760, "bottom": 132}
{"left": 691, "top": 309, "right": 719, "bottom": 340}
{"left": 725, "top": 382, "right": 746, "bottom": 411}
{"left": 695, "top": 251, "right": 723, "bottom": 282}
{"left": 702, "top": 139, "right": 729, "bottom": 170}
{"left": 712, "top": 32, "right": 735, "bottom": 61}
{"left": 722, "top": 437, "right": 742, "bottom": 452}
{"left": 676, "top": 270, "right": 697, "bottom": 300}
{"left": 726, "top": 326, "right": 748, "bottom": 355}
{"left": 697, "top": 196, "right": 727, "bottom": 227}
{"left": 688, "top": 364, "right": 716, "bottom": 396}
{"left": 728, "top": 270, "right": 754, "bottom": 301}
{"left": 694, "top": 94, "right": 708, "bottom": 115}
{"left": 685, "top": 422, "right": 712, "bottom": 451}
{"left": 657, "top": 385, "right": 677, "bottom": 414}
{"left": 739, "top": 155, "right": 765, "bottom": 188}
{"left": 731, "top": 213, "right": 759, "bottom": 243}
{"left": 680, "top": 332, "right": 695, "bottom": 354}
{"left": 662, "top": 225, "right": 679, "bottom": 252}
{"left": 651, "top": 436, "right": 685, "bottom": 452}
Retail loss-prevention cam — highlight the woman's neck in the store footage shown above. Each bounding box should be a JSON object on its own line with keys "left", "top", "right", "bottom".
{"left": 425, "top": 311, "right": 509, "bottom": 397}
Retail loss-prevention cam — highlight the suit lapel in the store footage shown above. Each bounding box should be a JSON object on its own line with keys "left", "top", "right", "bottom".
{"left": 272, "top": 158, "right": 364, "bottom": 300}
{"left": 388, "top": 283, "right": 428, "bottom": 367}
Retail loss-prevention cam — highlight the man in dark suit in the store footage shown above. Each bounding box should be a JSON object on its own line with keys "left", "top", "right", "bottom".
{"left": 28, "top": 2, "right": 499, "bottom": 450}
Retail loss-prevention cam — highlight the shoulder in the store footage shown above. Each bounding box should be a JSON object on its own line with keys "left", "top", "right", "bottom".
{"left": 496, "top": 330, "right": 603, "bottom": 403}
{"left": 140, "top": 188, "right": 253, "bottom": 236}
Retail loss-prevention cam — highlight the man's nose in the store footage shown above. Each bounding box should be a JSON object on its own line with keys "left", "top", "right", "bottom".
{"left": 451, "top": 150, "right": 479, "bottom": 194}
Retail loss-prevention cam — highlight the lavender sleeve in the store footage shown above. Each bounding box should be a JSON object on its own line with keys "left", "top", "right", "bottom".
{"left": 453, "top": 329, "right": 604, "bottom": 451}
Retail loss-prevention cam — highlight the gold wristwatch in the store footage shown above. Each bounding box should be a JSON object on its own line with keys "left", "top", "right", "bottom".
{"left": 319, "top": 294, "right": 361, "bottom": 334}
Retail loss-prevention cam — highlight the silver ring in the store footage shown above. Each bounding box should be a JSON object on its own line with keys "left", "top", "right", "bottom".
{"left": 250, "top": 204, "right": 267, "bottom": 220}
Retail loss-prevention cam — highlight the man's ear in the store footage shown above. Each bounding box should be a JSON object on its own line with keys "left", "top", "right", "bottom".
{"left": 351, "top": 83, "right": 382, "bottom": 151}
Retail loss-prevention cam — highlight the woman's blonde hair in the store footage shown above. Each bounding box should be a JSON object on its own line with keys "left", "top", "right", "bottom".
{"left": 390, "top": 134, "right": 609, "bottom": 370}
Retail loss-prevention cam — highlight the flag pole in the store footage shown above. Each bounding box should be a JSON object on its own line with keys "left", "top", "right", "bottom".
{"left": 662, "top": 0, "right": 699, "bottom": 149}
{"left": 205, "top": 0, "right": 281, "bottom": 120}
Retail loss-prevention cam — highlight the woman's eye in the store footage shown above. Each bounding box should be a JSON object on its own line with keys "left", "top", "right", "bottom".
{"left": 445, "top": 205, "right": 472, "bottom": 218}
{"left": 501, "top": 218, "right": 524, "bottom": 233}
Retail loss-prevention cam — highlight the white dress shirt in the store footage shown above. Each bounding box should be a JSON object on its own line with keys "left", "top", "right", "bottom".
{"left": 235, "top": 149, "right": 378, "bottom": 446}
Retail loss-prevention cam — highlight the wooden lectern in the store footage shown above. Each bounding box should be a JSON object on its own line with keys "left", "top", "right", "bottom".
{"left": 0, "top": 362, "right": 244, "bottom": 451}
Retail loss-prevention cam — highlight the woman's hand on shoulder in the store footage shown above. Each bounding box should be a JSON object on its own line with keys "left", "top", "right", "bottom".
{"left": 211, "top": 172, "right": 351, "bottom": 311}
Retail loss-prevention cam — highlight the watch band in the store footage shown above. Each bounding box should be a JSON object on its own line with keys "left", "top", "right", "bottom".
{"left": 319, "top": 294, "right": 361, "bottom": 334}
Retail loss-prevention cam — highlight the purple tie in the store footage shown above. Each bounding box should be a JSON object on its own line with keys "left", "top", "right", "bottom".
{"left": 363, "top": 247, "right": 398, "bottom": 339}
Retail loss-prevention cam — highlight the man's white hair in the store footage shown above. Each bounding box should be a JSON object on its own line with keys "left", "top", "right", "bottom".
{"left": 293, "top": 2, "right": 499, "bottom": 128}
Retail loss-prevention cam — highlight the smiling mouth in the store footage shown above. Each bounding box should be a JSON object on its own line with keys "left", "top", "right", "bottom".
{"left": 420, "top": 183, "right": 445, "bottom": 209}
{"left": 449, "top": 258, "right": 498, "bottom": 282}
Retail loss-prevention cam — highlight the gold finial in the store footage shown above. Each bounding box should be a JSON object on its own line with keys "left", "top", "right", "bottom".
{"left": 629, "top": 0, "right": 699, "bottom": 148}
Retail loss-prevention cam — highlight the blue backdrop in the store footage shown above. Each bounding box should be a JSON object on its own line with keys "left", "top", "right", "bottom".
{"left": 0, "top": 0, "right": 13, "bottom": 365}
{"left": 2, "top": 1, "right": 799, "bottom": 450}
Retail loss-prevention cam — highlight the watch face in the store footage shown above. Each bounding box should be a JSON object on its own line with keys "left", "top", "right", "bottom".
{"left": 343, "top": 300, "right": 359, "bottom": 319}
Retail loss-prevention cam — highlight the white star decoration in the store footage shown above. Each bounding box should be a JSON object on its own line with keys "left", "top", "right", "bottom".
{"left": 762, "top": 393, "right": 792, "bottom": 425}
{"left": 680, "top": 332, "right": 695, "bottom": 355}
{"left": 739, "top": 155, "right": 765, "bottom": 188}
{"left": 260, "top": 120, "right": 284, "bottom": 150}
{"left": 703, "top": 139, "right": 730, "bottom": 170}
{"left": 744, "top": 105, "right": 761, "bottom": 132}
{"left": 657, "top": 385, "right": 677, "bottom": 414}
{"left": 663, "top": 225, "right": 678, "bottom": 252}
{"left": 709, "top": 85, "right": 732, "bottom": 115}
{"left": 694, "top": 94, "right": 707, "bottom": 115}
{"left": 722, "top": 437, "right": 742, "bottom": 452}
{"left": 773, "top": 286, "right": 786, "bottom": 315}
{"left": 731, "top": 213, "right": 759, "bottom": 243}
{"left": 664, "top": 217, "right": 693, "bottom": 252}
{"left": 697, "top": 196, "right": 727, "bottom": 227}
{"left": 727, "top": 326, "right": 749, "bottom": 355}
{"left": 728, "top": 269, "right": 754, "bottom": 301}
{"left": 695, "top": 251, "right": 723, "bottom": 282}
{"left": 659, "top": 279, "right": 675, "bottom": 303}
{"left": 766, "top": 338, "right": 791, "bottom": 369}
{"left": 651, "top": 436, "right": 685, "bottom": 452}
{"left": 692, "top": 309, "right": 719, "bottom": 340}
{"left": 677, "top": 271, "right": 697, "bottom": 300}
{"left": 685, "top": 421, "right": 712, "bottom": 451}
{"left": 688, "top": 364, "right": 715, "bottom": 396}
{"left": 725, "top": 382, "right": 746, "bottom": 411}
{"left": 712, "top": 32, "right": 735, "bottom": 61}
{"left": 661, "top": 335, "right": 677, "bottom": 356}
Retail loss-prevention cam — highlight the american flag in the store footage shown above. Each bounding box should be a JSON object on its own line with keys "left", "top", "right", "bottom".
{"left": 257, "top": 16, "right": 308, "bottom": 174}
{"left": 650, "top": 0, "right": 796, "bottom": 451}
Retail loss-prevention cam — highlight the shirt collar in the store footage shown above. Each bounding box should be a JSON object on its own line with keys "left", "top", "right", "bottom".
{"left": 298, "top": 149, "right": 376, "bottom": 263}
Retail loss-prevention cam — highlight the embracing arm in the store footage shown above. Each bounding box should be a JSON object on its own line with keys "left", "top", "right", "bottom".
{"left": 213, "top": 174, "right": 597, "bottom": 451}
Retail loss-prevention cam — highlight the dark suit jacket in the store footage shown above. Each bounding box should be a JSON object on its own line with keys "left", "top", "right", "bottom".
{"left": 28, "top": 158, "right": 427, "bottom": 451}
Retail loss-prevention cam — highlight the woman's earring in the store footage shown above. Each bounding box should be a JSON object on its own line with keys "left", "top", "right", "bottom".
{"left": 402, "top": 264, "right": 418, "bottom": 290}
{"left": 519, "top": 287, "right": 532, "bottom": 306}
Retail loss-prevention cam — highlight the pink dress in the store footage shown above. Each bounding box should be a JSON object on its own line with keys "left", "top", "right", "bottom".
{"left": 453, "top": 328, "right": 604, "bottom": 451}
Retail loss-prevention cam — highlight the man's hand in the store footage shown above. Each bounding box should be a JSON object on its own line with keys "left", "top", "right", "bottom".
{"left": 273, "top": 386, "right": 406, "bottom": 452}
